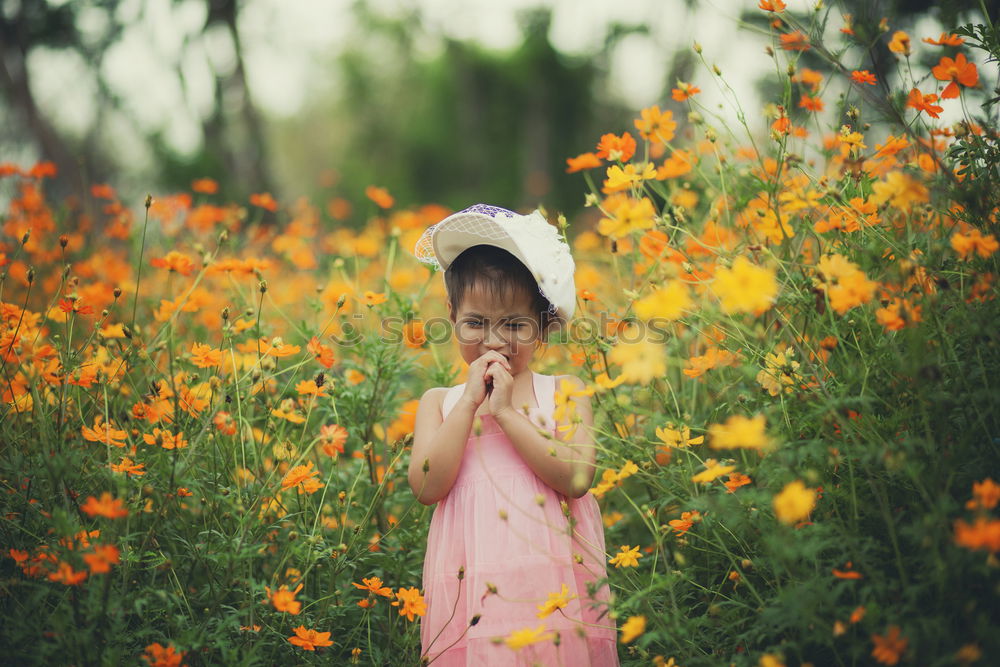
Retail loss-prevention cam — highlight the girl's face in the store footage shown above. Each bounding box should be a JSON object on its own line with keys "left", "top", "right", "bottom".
{"left": 449, "top": 282, "right": 544, "bottom": 377}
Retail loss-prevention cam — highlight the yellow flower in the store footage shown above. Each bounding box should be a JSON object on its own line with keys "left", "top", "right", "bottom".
{"left": 814, "top": 254, "right": 877, "bottom": 314}
{"left": 504, "top": 624, "right": 555, "bottom": 650}
{"left": 553, "top": 379, "right": 592, "bottom": 424}
{"left": 655, "top": 425, "right": 704, "bottom": 448}
{"left": 597, "top": 196, "right": 656, "bottom": 239}
{"left": 870, "top": 170, "right": 929, "bottom": 211}
{"left": 604, "top": 162, "right": 657, "bottom": 192}
{"left": 759, "top": 654, "right": 786, "bottom": 667}
{"left": 634, "top": 282, "right": 692, "bottom": 321}
{"left": 609, "top": 545, "right": 643, "bottom": 568}
{"left": 773, "top": 480, "right": 817, "bottom": 524}
{"left": 634, "top": 105, "right": 677, "bottom": 143}
{"left": 593, "top": 372, "right": 626, "bottom": 391}
{"left": 712, "top": 257, "right": 778, "bottom": 315}
{"left": 619, "top": 615, "right": 647, "bottom": 643}
{"left": 691, "top": 459, "right": 736, "bottom": 483}
{"left": 608, "top": 331, "right": 666, "bottom": 385}
{"left": 756, "top": 349, "right": 802, "bottom": 396}
{"left": 708, "top": 414, "right": 772, "bottom": 450}
{"left": 536, "top": 583, "right": 576, "bottom": 618}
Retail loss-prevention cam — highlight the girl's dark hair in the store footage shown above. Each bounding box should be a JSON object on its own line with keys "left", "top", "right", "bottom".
{"left": 445, "top": 245, "right": 553, "bottom": 332}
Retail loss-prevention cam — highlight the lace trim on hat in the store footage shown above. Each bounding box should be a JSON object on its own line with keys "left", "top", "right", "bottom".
{"left": 412, "top": 205, "right": 573, "bottom": 321}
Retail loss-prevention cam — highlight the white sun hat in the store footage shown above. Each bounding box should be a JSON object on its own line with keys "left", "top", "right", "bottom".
{"left": 413, "top": 203, "right": 576, "bottom": 324}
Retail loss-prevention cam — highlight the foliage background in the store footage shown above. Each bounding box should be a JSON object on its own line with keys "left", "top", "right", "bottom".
{"left": 2, "top": 1, "right": 1000, "bottom": 666}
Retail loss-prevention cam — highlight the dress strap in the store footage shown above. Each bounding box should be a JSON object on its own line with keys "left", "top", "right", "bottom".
{"left": 533, "top": 372, "right": 556, "bottom": 414}
{"left": 440, "top": 384, "right": 465, "bottom": 419}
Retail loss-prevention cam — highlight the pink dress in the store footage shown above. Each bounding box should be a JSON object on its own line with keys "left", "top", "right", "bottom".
{"left": 420, "top": 371, "right": 619, "bottom": 666}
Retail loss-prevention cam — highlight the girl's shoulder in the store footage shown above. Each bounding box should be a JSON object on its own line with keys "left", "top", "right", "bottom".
{"left": 418, "top": 384, "right": 468, "bottom": 409}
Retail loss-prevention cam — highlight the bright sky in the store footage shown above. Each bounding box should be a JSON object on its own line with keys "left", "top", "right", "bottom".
{"left": 23, "top": 0, "right": 958, "bottom": 171}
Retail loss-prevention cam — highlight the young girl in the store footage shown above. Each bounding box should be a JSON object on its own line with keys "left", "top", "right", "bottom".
{"left": 410, "top": 205, "right": 619, "bottom": 665}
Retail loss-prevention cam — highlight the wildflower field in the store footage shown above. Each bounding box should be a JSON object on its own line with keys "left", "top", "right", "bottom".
{"left": 2, "top": 3, "right": 1000, "bottom": 666}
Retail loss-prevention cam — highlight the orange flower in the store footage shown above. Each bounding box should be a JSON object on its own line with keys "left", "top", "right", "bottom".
{"left": 143, "top": 428, "right": 189, "bottom": 450}
{"left": 319, "top": 424, "right": 348, "bottom": 457}
{"left": 364, "top": 291, "right": 388, "bottom": 307}
{"left": 832, "top": 562, "right": 863, "bottom": 579}
{"left": 799, "top": 94, "right": 824, "bottom": 112}
{"left": 83, "top": 544, "right": 120, "bottom": 574}
{"left": 954, "top": 516, "right": 1000, "bottom": 552}
{"left": 905, "top": 88, "right": 943, "bottom": 118}
{"left": 634, "top": 107, "right": 677, "bottom": 144}
{"left": 932, "top": 53, "right": 979, "bottom": 99}
{"left": 81, "top": 492, "right": 128, "bottom": 519}
{"left": 91, "top": 183, "right": 116, "bottom": 199}
{"left": 191, "top": 178, "right": 219, "bottom": 194}
{"left": 565, "top": 152, "right": 603, "bottom": 173}
{"left": 391, "top": 586, "right": 427, "bottom": 621}
{"left": 771, "top": 115, "right": 791, "bottom": 135}
{"left": 307, "top": 336, "right": 336, "bottom": 368}
{"left": 888, "top": 31, "right": 911, "bottom": 55}
{"left": 190, "top": 342, "right": 221, "bottom": 368}
{"left": 249, "top": 192, "right": 278, "bottom": 212}
{"left": 668, "top": 510, "right": 701, "bottom": 534}
{"left": 779, "top": 31, "right": 810, "bottom": 51}
{"left": 296, "top": 379, "right": 327, "bottom": 397}
{"left": 261, "top": 338, "right": 301, "bottom": 357}
{"left": 725, "top": 472, "right": 752, "bottom": 493}
{"left": 671, "top": 82, "right": 701, "bottom": 101}
{"left": 793, "top": 67, "right": 824, "bottom": 91}
{"left": 851, "top": 70, "right": 877, "bottom": 85}
{"left": 850, "top": 606, "right": 866, "bottom": 624}
{"left": 875, "top": 298, "right": 922, "bottom": 331}
{"left": 282, "top": 462, "right": 323, "bottom": 495}
{"left": 353, "top": 576, "right": 394, "bottom": 597}
{"left": 758, "top": 0, "right": 785, "bottom": 11}
{"left": 142, "top": 642, "right": 186, "bottom": 667}
{"left": 150, "top": 251, "right": 195, "bottom": 276}
{"left": 394, "top": 319, "right": 424, "bottom": 348}
{"left": 923, "top": 33, "right": 964, "bottom": 46}
{"left": 288, "top": 626, "right": 333, "bottom": 651}
{"left": 267, "top": 583, "right": 304, "bottom": 614}
{"left": 58, "top": 297, "right": 94, "bottom": 316}
{"left": 871, "top": 625, "right": 908, "bottom": 665}
{"left": 110, "top": 457, "right": 145, "bottom": 476}
{"left": 48, "top": 561, "right": 88, "bottom": 585}
{"left": 967, "top": 478, "right": 1000, "bottom": 510}
{"left": 951, "top": 228, "right": 999, "bottom": 259}
{"left": 365, "top": 185, "right": 394, "bottom": 209}
{"left": 214, "top": 411, "right": 237, "bottom": 436}
{"left": 595, "top": 132, "right": 637, "bottom": 162}
{"left": 656, "top": 150, "right": 693, "bottom": 180}
{"left": 81, "top": 416, "right": 128, "bottom": 448}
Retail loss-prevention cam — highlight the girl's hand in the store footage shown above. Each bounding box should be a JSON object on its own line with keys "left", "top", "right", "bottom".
{"left": 461, "top": 351, "right": 511, "bottom": 409}
{"left": 484, "top": 361, "right": 514, "bottom": 418}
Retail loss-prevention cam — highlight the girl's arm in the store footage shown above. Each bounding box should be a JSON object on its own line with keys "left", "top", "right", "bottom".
{"left": 490, "top": 371, "right": 598, "bottom": 498}
{"left": 408, "top": 351, "right": 511, "bottom": 505}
